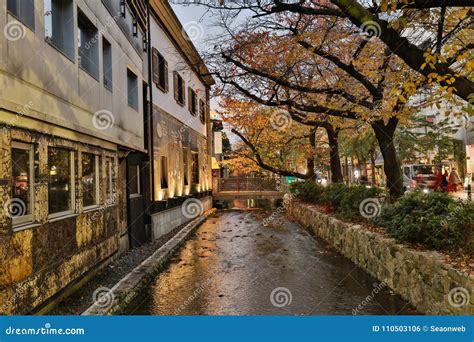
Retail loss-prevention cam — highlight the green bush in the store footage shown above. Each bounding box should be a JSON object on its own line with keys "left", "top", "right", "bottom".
{"left": 289, "top": 180, "right": 326, "bottom": 204}
{"left": 332, "top": 185, "right": 382, "bottom": 221}
{"left": 377, "top": 192, "right": 474, "bottom": 252}
{"left": 290, "top": 180, "right": 473, "bottom": 253}
{"left": 290, "top": 181, "right": 383, "bottom": 221}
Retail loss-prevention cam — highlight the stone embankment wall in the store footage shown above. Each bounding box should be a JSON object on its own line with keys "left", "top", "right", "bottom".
{"left": 287, "top": 201, "right": 473, "bottom": 315}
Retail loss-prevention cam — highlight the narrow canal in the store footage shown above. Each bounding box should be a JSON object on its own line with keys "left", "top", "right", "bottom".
{"left": 124, "top": 205, "right": 416, "bottom": 315}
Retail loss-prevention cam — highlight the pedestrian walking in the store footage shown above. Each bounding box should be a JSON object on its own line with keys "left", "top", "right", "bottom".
{"left": 441, "top": 170, "right": 448, "bottom": 192}
{"left": 435, "top": 167, "right": 442, "bottom": 191}
{"left": 447, "top": 168, "right": 460, "bottom": 192}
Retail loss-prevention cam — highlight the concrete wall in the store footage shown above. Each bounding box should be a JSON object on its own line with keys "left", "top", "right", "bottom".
{"left": 287, "top": 200, "right": 474, "bottom": 315}
{"left": 151, "top": 196, "right": 212, "bottom": 240}
{"left": 0, "top": 0, "right": 145, "bottom": 150}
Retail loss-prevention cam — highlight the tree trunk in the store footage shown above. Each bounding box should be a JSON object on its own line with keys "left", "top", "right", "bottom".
{"left": 371, "top": 118, "right": 403, "bottom": 198}
{"left": 323, "top": 124, "right": 344, "bottom": 183}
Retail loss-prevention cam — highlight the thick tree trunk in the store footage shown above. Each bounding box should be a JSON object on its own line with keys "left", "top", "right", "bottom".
{"left": 371, "top": 118, "right": 403, "bottom": 198}
{"left": 323, "top": 124, "right": 344, "bottom": 183}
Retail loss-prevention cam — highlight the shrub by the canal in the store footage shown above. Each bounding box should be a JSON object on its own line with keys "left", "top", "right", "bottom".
{"left": 377, "top": 192, "right": 474, "bottom": 253}
{"left": 327, "top": 184, "right": 382, "bottom": 221}
{"left": 290, "top": 181, "right": 383, "bottom": 221}
{"left": 289, "top": 180, "right": 327, "bottom": 204}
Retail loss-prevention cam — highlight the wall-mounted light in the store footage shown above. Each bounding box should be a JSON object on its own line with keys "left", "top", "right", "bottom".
{"left": 143, "top": 36, "right": 147, "bottom": 52}
{"left": 120, "top": 0, "right": 126, "bottom": 18}
{"left": 132, "top": 17, "right": 138, "bottom": 37}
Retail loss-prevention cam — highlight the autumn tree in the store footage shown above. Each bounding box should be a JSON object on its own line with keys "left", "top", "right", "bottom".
{"left": 179, "top": 0, "right": 474, "bottom": 101}
{"left": 219, "top": 98, "right": 328, "bottom": 178}
{"left": 200, "top": 9, "right": 419, "bottom": 197}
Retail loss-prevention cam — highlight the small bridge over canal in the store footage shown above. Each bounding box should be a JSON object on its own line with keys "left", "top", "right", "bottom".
{"left": 213, "top": 177, "right": 286, "bottom": 200}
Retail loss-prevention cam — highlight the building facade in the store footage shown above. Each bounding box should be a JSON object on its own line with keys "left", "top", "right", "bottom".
{"left": 0, "top": 0, "right": 213, "bottom": 314}
{"left": 147, "top": 1, "right": 213, "bottom": 240}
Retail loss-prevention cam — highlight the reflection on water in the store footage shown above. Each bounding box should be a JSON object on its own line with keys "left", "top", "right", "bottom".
{"left": 124, "top": 208, "right": 417, "bottom": 315}
{"left": 214, "top": 199, "right": 282, "bottom": 209}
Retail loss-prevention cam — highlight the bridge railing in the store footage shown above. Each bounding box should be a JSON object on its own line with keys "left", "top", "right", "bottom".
{"left": 216, "top": 177, "right": 285, "bottom": 192}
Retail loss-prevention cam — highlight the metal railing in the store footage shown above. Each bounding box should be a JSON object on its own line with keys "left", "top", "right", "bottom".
{"left": 216, "top": 177, "right": 285, "bottom": 192}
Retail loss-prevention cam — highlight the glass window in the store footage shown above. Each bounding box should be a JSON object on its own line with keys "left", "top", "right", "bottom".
{"left": 44, "top": 0, "right": 75, "bottom": 60}
{"left": 48, "top": 147, "right": 74, "bottom": 216}
{"left": 7, "top": 0, "right": 35, "bottom": 30}
{"left": 82, "top": 153, "right": 99, "bottom": 208}
{"left": 103, "top": 38, "right": 113, "bottom": 90}
{"left": 11, "top": 142, "right": 34, "bottom": 225}
{"left": 127, "top": 69, "right": 138, "bottom": 110}
{"left": 189, "top": 88, "right": 197, "bottom": 115}
{"left": 78, "top": 9, "right": 99, "bottom": 80}
{"left": 191, "top": 152, "right": 199, "bottom": 184}
{"left": 174, "top": 72, "right": 185, "bottom": 106}
{"left": 160, "top": 156, "right": 168, "bottom": 189}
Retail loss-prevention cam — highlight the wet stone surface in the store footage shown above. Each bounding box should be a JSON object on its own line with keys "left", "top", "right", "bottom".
{"left": 124, "top": 209, "right": 417, "bottom": 315}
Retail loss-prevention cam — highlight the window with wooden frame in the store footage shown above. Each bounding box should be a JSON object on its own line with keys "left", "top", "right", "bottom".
{"left": 152, "top": 47, "right": 168, "bottom": 92}
{"left": 199, "top": 99, "right": 206, "bottom": 124}
{"left": 188, "top": 88, "right": 197, "bottom": 116}
{"left": 173, "top": 71, "right": 185, "bottom": 106}
{"left": 11, "top": 142, "right": 35, "bottom": 227}
{"left": 81, "top": 152, "right": 99, "bottom": 208}
{"left": 48, "top": 147, "right": 75, "bottom": 218}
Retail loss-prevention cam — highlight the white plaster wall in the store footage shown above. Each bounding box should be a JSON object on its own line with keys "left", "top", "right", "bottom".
{"left": 148, "top": 16, "right": 207, "bottom": 137}
{"left": 0, "top": 0, "right": 145, "bottom": 151}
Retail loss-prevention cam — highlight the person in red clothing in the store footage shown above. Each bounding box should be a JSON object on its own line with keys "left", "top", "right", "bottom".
{"left": 434, "top": 167, "right": 442, "bottom": 191}
{"left": 447, "top": 168, "right": 460, "bottom": 192}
